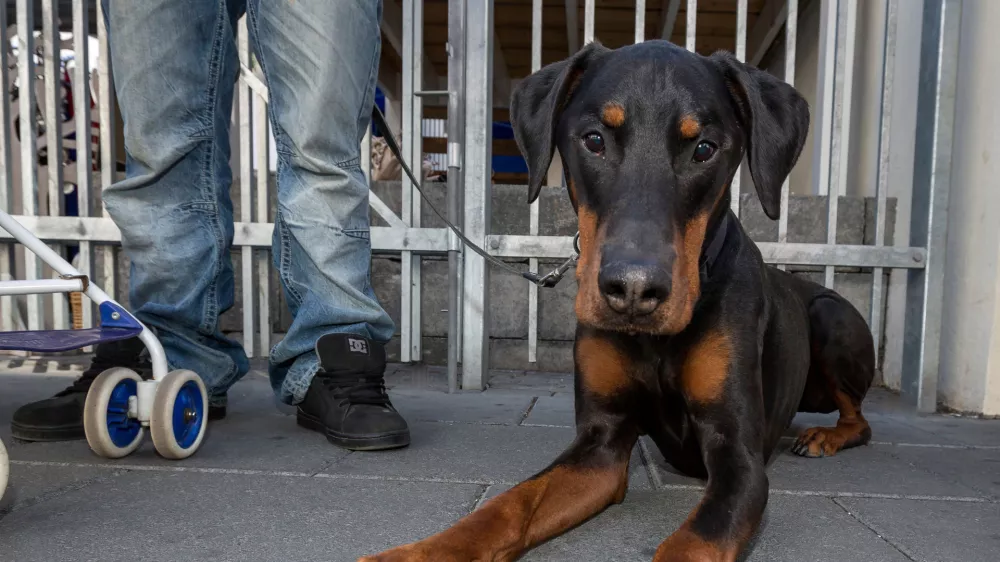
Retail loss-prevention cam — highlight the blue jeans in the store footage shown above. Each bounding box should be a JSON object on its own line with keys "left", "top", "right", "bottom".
{"left": 101, "top": 0, "right": 394, "bottom": 406}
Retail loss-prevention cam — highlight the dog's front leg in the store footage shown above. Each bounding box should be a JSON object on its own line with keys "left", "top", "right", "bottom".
{"left": 360, "top": 332, "right": 640, "bottom": 562}
{"left": 654, "top": 331, "right": 768, "bottom": 562}
{"left": 359, "top": 422, "right": 636, "bottom": 562}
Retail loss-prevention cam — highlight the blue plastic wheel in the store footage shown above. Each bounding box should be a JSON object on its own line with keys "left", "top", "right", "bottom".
{"left": 171, "top": 380, "right": 205, "bottom": 449}
{"left": 150, "top": 370, "right": 208, "bottom": 460}
{"left": 107, "top": 378, "right": 142, "bottom": 448}
{"left": 84, "top": 368, "right": 145, "bottom": 458}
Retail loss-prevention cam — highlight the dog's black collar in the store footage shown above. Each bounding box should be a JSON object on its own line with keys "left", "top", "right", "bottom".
{"left": 699, "top": 211, "right": 732, "bottom": 282}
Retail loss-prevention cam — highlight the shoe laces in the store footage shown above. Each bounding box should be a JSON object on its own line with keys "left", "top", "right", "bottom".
{"left": 320, "top": 373, "right": 391, "bottom": 408}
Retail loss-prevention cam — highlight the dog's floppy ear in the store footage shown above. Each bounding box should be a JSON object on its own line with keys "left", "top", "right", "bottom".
{"left": 511, "top": 42, "right": 610, "bottom": 204}
{"left": 711, "top": 51, "right": 809, "bottom": 220}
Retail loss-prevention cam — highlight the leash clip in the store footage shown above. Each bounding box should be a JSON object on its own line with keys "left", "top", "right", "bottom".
{"left": 523, "top": 233, "right": 580, "bottom": 288}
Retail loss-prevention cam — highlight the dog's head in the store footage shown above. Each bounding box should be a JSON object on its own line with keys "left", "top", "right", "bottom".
{"left": 511, "top": 40, "right": 809, "bottom": 335}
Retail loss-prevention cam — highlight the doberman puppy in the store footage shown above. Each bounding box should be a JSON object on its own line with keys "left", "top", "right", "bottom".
{"left": 362, "top": 40, "right": 875, "bottom": 562}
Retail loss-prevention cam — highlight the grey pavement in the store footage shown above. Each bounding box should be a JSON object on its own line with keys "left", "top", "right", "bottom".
{"left": 1, "top": 357, "right": 999, "bottom": 562}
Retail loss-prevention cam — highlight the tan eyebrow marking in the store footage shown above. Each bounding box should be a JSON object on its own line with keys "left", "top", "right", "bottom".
{"left": 601, "top": 102, "right": 626, "bottom": 128}
{"left": 679, "top": 115, "right": 702, "bottom": 139}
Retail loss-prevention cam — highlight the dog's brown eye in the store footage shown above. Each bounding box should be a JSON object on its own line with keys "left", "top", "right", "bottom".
{"left": 583, "top": 133, "right": 605, "bottom": 154}
{"left": 693, "top": 141, "right": 717, "bottom": 163}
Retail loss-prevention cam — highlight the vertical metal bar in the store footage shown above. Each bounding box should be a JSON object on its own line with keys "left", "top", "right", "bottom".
{"left": 254, "top": 94, "right": 270, "bottom": 357}
{"left": 686, "top": 0, "right": 697, "bottom": 51}
{"left": 237, "top": 17, "right": 254, "bottom": 357}
{"left": 17, "top": 0, "right": 42, "bottom": 330}
{"left": 776, "top": 0, "right": 797, "bottom": 272}
{"left": 820, "top": 0, "right": 850, "bottom": 287}
{"left": 584, "top": 0, "right": 595, "bottom": 44}
{"left": 96, "top": 2, "right": 115, "bottom": 305}
{"left": 0, "top": 10, "right": 14, "bottom": 331}
{"left": 565, "top": 0, "right": 580, "bottom": 54}
{"left": 42, "top": 0, "right": 66, "bottom": 329}
{"left": 779, "top": 0, "right": 797, "bottom": 239}
{"left": 661, "top": 0, "right": 681, "bottom": 40}
{"left": 401, "top": 0, "right": 415, "bottom": 363}
{"left": 815, "top": 0, "right": 838, "bottom": 201}
{"left": 447, "top": 0, "right": 466, "bottom": 392}
{"left": 410, "top": 0, "right": 424, "bottom": 362}
{"left": 530, "top": 0, "right": 542, "bottom": 93}
{"left": 826, "top": 0, "right": 857, "bottom": 288}
{"left": 72, "top": 0, "right": 92, "bottom": 331}
{"left": 462, "top": 0, "right": 494, "bottom": 390}
{"left": 635, "top": 0, "right": 646, "bottom": 43}
{"left": 903, "top": 0, "right": 960, "bottom": 413}
{"left": 528, "top": 0, "right": 542, "bottom": 364}
{"left": 731, "top": 0, "right": 747, "bottom": 219}
{"left": 869, "top": 0, "right": 898, "bottom": 366}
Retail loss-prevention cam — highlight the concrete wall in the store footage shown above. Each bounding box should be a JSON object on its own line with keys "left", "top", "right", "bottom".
{"left": 937, "top": 0, "right": 1000, "bottom": 415}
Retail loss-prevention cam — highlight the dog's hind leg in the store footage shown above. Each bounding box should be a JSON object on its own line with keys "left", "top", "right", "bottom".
{"left": 792, "top": 295, "right": 876, "bottom": 458}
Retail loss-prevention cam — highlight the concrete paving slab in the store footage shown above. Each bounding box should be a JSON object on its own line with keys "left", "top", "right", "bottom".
{"left": 745, "top": 495, "right": 912, "bottom": 562}
{"left": 0, "top": 470, "right": 482, "bottom": 562}
{"left": 485, "top": 370, "right": 574, "bottom": 393}
{"left": 1, "top": 462, "right": 125, "bottom": 514}
{"left": 3, "top": 361, "right": 998, "bottom": 562}
{"left": 643, "top": 436, "right": 987, "bottom": 499}
{"left": 893, "top": 414, "right": 1000, "bottom": 448}
{"left": 224, "top": 372, "right": 292, "bottom": 415}
{"left": 837, "top": 497, "right": 1000, "bottom": 562}
{"left": 7, "top": 411, "right": 348, "bottom": 474}
{"left": 766, "top": 445, "right": 986, "bottom": 498}
{"left": 389, "top": 388, "right": 536, "bottom": 425}
{"left": 323, "top": 421, "right": 577, "bottom": 484}
{"left": 862, "top": 387, "right": 920, "bottom": 415}
{"left": 6, "top": 381, "right": 350, "bottom": 474}
{"left": 383, "top": 364, "right": 450, "bottom": 392}
{"left": 520, "top": 392, "right": 575, "bottom": 427}
{"left": 888, "top": 445, "right": 1000, "bottom": 500}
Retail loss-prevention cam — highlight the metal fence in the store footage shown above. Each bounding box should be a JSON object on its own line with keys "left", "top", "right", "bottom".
{"left": 0, "top": 0, "right": 959, "bottom": 412}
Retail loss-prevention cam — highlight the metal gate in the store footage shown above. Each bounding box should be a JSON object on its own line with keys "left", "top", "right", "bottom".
{"left": 0, "top": 0, "right": 959, "bottom": 412}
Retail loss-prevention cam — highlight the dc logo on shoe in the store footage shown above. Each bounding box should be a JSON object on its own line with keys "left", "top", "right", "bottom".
{"left": 348, "top": 338, "right": 369, "bottom": 354}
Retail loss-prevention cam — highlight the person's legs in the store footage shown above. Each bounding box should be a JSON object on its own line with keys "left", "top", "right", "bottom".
{"left": 10, "top": 0, "right": 247, "bottom": 442}
{"left": 246, "top": 0, "right": 405, "bottom": 449}
{"left": 101, "top": 0, "right": 250, "bottom": 411}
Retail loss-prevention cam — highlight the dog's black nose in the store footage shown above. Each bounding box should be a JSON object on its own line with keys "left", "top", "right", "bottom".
{"left": 598, "top": 261, "right": 671, "bottom": 316}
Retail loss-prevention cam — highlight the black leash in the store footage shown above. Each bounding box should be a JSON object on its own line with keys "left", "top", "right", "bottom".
{"left": 370, "top": 105, "right": 579, "bottom": 288}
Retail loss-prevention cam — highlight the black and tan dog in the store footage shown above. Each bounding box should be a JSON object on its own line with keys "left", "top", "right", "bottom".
{"left": 362, "top": 40, "right": 875, "bottom": 562}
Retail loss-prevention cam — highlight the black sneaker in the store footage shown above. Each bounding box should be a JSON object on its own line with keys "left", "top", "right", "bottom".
{"left": 296, "top": 334, "right": 410, "bottom": 451}
{"left": 10, "top": 337, "right": 225, "bottom": 442}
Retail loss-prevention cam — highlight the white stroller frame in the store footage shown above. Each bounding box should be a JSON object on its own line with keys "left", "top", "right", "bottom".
{"left": 0, "top": 210, "right": 210, "bottom": 501}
